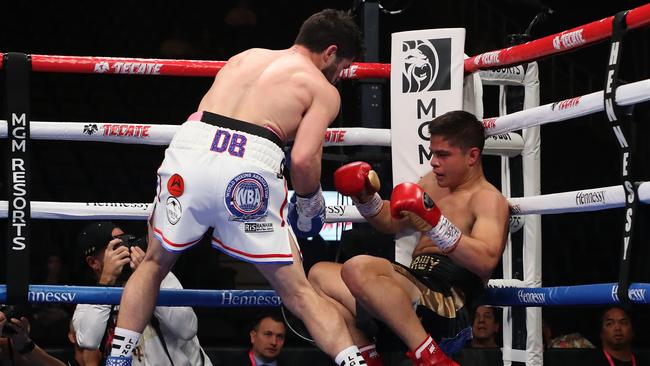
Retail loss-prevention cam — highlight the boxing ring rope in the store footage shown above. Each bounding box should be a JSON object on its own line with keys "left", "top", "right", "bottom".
{"left": 2, "top": 75, "right": 648, "bottom": 149}
{"left": 464, "top": 3, "right": 650, "bottom": 72}
{"left": 1, "top": 70, "right": 648, "bottom": 222}
{"left": 481, "top": 79, "right": 650, "bottom": 136}
{"left": 0, "top": 121, "right": 523, "bottom": 156}
{"left": 0, "top": 54, "right": 390, "bottom": 79}
{"left": 2, "top": 181, "right": 650, "bottom": 221}
{"left": 0, "top": 4, "right": 648, "bottom": 76}
{"left": 2, "top": 6, "right": 650, "bottom": 366}
{"left": 0, "top": 10, "right": 645, "bottom": 281}
{"left": 1, "top": 283, "right": 648, "bottom": 307}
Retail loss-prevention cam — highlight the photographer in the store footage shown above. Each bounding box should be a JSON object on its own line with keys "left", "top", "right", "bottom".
{"left": 72, "top": 221, "right": 211, "bottom": 365}
{"left": 1, "top": 306, "right": 66, "bottom": 365}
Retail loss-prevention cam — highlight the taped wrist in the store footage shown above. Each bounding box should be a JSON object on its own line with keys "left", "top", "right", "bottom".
{"left": 296, "top": 186, "right": 325, "bottom": 217}
{"left": 425, "top": 214, "right": 461, "bottom": 253}
{"left": 353, "top": 193, "right": 383, "bottom": 218}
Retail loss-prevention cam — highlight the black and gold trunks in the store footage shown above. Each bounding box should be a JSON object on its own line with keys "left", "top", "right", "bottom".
{"left": 392, "top": 254, "right": 485, "bottom": 341}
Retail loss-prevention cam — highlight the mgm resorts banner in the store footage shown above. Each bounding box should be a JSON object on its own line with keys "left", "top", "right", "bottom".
{"left": 390, "top": 29, "right": 465, "bottom": 265}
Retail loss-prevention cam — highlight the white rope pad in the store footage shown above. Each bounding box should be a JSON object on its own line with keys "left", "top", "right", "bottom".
{"left": 0, "top": 121, "right": 523, "bottom": 157}
{"left": 2, "top": 182, "right": 648, "bottom": 222}
{"left": 482, "top": 78, "right": 650, "bottom": 136}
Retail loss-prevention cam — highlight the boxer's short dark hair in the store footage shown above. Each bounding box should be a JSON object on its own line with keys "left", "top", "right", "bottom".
{"left": 295, "top": 9, "right": 363, "bottom": 60}
{"left": 428, "top": 110, "right": 485, "bottom": 153}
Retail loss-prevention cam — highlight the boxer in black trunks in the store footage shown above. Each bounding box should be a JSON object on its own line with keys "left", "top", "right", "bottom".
{"left": 309, "top": 110, "right": 510, "bottom": 366}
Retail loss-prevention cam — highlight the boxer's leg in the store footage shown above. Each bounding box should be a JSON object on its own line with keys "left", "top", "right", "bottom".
{"left": 341, "top": 255, "right": 424, "bottom": 349}
{"left": 110, "top": 222, "right": 179, "bottom": 359}
{"left": 308, "top": 262, "right": 370, "bottom": 345}
{"left": 255, "top": 235, "right": 366, "bottom": 365}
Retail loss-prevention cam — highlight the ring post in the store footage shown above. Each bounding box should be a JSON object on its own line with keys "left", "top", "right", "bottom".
{"left": 358, "top": 0, "right": 390, "bottom": 198}
{"left": 4, "top": 52, "right": 31, "bottom": 305}
{"left": 603, "top": 11, "right": 637, "bottom": 308}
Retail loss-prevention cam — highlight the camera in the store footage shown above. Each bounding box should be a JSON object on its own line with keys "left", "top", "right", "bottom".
{"left": 1, "top": 305, "right": 28, "bottom": 335}
{"left": 114, "top": 234, "right": 147, "bottom": 284}
{"left": 114, "top": 234, "right": 146, "bottom": 251}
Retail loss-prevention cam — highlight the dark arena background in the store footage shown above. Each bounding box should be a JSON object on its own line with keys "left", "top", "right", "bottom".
{"left": 1, "top": 0, "right": 650, "bottom": 365}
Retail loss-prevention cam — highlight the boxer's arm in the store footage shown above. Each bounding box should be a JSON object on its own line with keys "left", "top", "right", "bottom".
{"left": 291, "top": 82, "right": 340, "bottom": 195}
{"left": 153, "top": 272, "right": 198, "bottom": 341}
{"left": 81, "top": 349, "right": 101, "bottom": 366}
{"left": 362, "top": 201, "right": 410, "bottom": 234}
{"left": 365, "top": 175, "right": 431, "bottom": 234}
{"left": 445, "top": 190, "right": 509, "bottom": 280}
{"left": 15, "top": 345, "right": 67, "bottom": 366}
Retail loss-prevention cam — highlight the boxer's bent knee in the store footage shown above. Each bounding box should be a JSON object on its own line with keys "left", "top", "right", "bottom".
{"left": 308, "top": 262, "right": 340, "bottom": 289}
{"left": 341, "top": 255, "right": 389, "bottom": 295}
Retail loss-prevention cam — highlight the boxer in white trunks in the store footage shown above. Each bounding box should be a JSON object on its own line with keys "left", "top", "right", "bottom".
{"left": 105, "top": 9, "right": 370, "bottom": 366}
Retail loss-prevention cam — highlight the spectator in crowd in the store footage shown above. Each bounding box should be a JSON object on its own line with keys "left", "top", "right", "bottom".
{"left": 44, "top": 253, "right": 68, "bottom": 285}
{"left": 72, "top": 221, "right": 212, "bottom": 366}
{"left": 66, "top": 317, "right": 100, "bottom": 366}
{"left": 160, "top": 25, "right": 194, "bottom": 58}
{"left": 234, "top": 312, "right": 287, "bottom": 365}
{"left": 224, "top": 0, "right": 257, "bottom": 28}
{"left": 542, "top": 316, "right": 594, "bottom": 349}
{"left": 29, "top": 251, "right": 73, "bottom": 348}
{"left": 470, "top": 306, "right": 500, "bottom": 348}
{"left": 595, "top": 306, "right": 637, "bottom": 366}
{"left": 222, "top": 0, "right": 258, "bottom": 54}
{"left": 456, "top": 305, "right": 502, "bottom": 366}
{"left": 0, "top": 306, "right": 66, "bottom": 365}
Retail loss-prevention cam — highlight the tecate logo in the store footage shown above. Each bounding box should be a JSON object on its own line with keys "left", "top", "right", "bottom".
{"left": 552, "top": 97, "right": 581, "bottom": 111}
{"left": 324, "top": 130, "right": 346, "bottom": 143}
{"left": 477, "top": 51, "right": 500, "bottom": 66}
{"left": 482, "top": 118, "right": 497, "bottom": 130}
{"left": 552, "top": 29, "right": 586, "bottom": 50}
{"left": 102, "top": 124, "right": 151, "bottom": 138}
{"left": 339, "top": 65, "right": 358, "bottom": 78}
{"left": 94, "top": 61, "right": 163, "bottom": 75}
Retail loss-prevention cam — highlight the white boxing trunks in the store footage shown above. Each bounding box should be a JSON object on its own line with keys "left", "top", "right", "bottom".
{"left": 151, "top": 111, "right": 297, "bottom": 264}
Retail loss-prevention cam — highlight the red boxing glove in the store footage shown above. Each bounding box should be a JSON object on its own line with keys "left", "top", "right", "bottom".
{"left": 390, "top": 183, "right": 461, "bottom": 253}
{"left": 390, "top": 182, "right": 442, "bottom": 228}
{"left": 334, "top": 161, "right": 381, "bottom": 201}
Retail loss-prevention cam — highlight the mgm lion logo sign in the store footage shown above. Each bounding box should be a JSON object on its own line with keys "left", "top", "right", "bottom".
{"left": 402, "top": 38, "right": 451, "bottom": 93}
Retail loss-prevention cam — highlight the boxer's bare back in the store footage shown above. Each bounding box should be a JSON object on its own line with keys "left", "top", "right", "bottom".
{"left": 198, "top": 46, "right": 351, "bottom": 142}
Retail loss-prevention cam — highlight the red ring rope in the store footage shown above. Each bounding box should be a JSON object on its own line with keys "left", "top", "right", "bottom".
{"left": 464, "top": 3, "right": 650, "bottom": 73}
{"left": 0, "top": 3, "right": 648, "bottom": 77}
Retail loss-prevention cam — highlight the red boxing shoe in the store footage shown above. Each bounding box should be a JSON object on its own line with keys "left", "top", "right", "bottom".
{"left": 359, "top": 344, "right": 384, "bottom": 366}
{"left": 406, "top": 336, "right": 459, "bottom": 366}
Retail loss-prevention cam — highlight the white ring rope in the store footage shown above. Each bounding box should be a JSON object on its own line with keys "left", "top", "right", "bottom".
{"left": 1, "top": 69, "right": 646, "bottom": 233}
{"left": 0, "top": 121, "right": 523, "bottom": 157}
{"left": 2, "top": 182, "right": 649, "bottom": 221}
{"left": 482, "top": 78, "right": 650, "bottom": 136}
{"left": 508, "top": 183, "right": 650, "bottom": 215}
{"left": 3, "top": 76, "right": 648, "bottom": 155}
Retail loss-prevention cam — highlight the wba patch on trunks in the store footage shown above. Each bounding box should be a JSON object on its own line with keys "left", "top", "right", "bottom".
{"left": 225, "top": 172, "right": 270, "bottom": 221}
